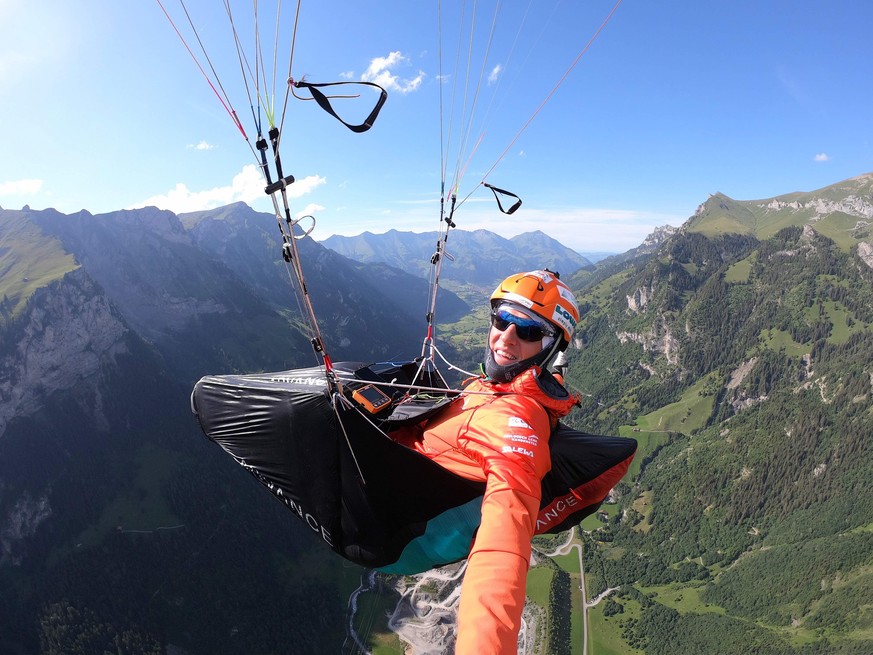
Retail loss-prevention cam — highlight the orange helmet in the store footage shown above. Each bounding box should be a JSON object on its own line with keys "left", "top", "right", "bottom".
{"left": 490, "top": 270, "right": 579, "bottom": 344}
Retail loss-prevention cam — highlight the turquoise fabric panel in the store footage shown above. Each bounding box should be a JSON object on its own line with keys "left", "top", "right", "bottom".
{"left": 378, "top": 496, "right": 483, "bottom": 574}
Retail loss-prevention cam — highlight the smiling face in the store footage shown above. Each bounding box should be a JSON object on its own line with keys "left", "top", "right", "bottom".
{"left": 488, "top": 307, "right": 548, "bottom": 366}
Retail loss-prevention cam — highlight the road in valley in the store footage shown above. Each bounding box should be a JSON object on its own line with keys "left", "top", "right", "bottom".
{"left": 540, "top": 527, "right": 617, "bottom": 655}
{"left": 348, "top": 527, "right": 618, "bottom": 654}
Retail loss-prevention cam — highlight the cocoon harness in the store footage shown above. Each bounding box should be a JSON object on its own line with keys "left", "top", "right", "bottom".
{"left": 191, "top": 360, "right": 637, "bottom": 573}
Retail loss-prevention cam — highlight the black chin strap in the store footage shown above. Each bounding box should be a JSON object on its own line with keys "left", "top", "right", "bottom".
{"left": 483, "top": 338, "right": 565, "bottom": 383}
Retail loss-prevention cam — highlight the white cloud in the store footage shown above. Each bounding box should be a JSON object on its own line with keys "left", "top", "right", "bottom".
{"left": 366, "top": 51, "right": 405, "bottom": 74}
{"left": 132, "top": 165, "right": 326, "bottom": 213}
{"left": 288, "top": 174, "right": 328, "bottom": 197}
{"left": 134, "top": 183, "right": 226, "bottom": 213}
{"left": 188, "top": 141, "right": 215, "bottom": 151}
{"left": 290, "top": 205, "right": 325, "bottom": 237}
{"left": 814, "top": 152, "right": 830, "bottom": 162}
{"left": 339, "top": 70, "right": 354, "bottom": 80}
{"left": 296, "top": 203, "right": 325, "bottom": 219}
{"left": 362, "top": 51, "right": 424, "bottom": 94}
{"left": 488, "top": 64, "right": 502, "bottom": 85}
{"left": 0, "top": 178, "right": 43, "bottom": 195}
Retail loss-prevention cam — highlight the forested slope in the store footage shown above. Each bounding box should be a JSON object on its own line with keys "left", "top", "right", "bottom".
{"left": 562, "top": 224, "right": 873, "bottom": 654}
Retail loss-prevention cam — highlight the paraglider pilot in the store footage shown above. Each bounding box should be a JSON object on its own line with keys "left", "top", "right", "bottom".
{"left": 395, "top": 269, "right": 581, "bottom": 654}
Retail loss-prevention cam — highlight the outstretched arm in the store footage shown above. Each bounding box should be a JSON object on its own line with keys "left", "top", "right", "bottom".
{"left": 454, "top": 396, "right": 551, "bottom": 655}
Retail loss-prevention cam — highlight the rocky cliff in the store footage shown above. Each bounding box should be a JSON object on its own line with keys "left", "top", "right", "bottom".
{"left": 0, "top": 268, "right": 128, "bottom": 440}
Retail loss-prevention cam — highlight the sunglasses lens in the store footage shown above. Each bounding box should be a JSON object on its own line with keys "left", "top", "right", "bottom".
{"left": 491, "top": 310, "right": 552, "bottom": 342}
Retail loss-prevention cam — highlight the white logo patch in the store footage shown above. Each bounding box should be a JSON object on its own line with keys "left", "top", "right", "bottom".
{"left": 505, "top": 433, "right": 539, "bottom": 447}
{"left": 529, "top": 270, "right": 554, "bottom": 284}
{"left": 502, "top": 445, "right": 535, "bottom": 458}
{"left": 552, "top": 305, "right": 577, "bottom": 336}
{"left": 508, "top": 416, "right": 533, "bottom": 429}
{"left": 558, "top": 285, "right": 579, "bottom": 312}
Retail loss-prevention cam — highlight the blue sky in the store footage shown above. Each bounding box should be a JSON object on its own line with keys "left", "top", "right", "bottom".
{"left": 1, "top": 1, "right": 871, "bottom": 253}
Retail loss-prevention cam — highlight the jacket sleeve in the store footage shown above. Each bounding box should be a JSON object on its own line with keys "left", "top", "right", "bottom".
{"left": 454, "top": 395, "right": 552, "bottom": 655}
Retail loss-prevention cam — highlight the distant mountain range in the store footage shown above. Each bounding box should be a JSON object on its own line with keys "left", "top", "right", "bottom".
{"left": 320, "top": 228, "right": 594, "bottom": 297}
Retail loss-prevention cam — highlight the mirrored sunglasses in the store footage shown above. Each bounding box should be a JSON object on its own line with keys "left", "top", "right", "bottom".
{"left": 490, "top": 309, "right": 554, "bottom": 342}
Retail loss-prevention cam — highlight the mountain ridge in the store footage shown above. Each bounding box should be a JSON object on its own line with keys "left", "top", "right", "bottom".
{"left": 320, "top": 227, "right": 593, "bottom": 296}
{"left": 1, "top": 170, "right": 872, "bottom": 654}
{"left": 686, "top": 172, "right": 873, "bottom": 248}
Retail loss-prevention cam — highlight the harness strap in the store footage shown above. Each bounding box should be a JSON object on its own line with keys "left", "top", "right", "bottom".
{"left": 293, "top": 80, "right": 388, "bottom": 133}
{"left": 484, "top": 182, "right": 522, "bottom": 215}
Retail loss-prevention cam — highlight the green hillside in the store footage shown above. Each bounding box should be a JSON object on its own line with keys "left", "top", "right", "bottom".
{"left": 563, "top": 223, "right": 873, "bottom": 654}
{"left": 0, "top": 210, "right": 78, "bottom": 318}
{"left": 686, "top": 173, "right": 873, "bottom": 249}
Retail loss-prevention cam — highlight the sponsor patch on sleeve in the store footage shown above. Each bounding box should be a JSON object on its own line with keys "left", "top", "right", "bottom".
{"left": 508, "top": 416, "right": 533, "bottom": 430}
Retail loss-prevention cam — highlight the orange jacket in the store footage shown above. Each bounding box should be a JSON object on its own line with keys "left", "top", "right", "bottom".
{"left": 400, "top": 367, "right": 577, "bottom": 654}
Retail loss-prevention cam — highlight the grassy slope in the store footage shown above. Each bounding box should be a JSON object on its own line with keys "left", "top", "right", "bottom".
{"left": 0, "top": 211, "right": 78, "bottom": 317}
{"left": 687, "top": 174, "right": 873, "bottom": 250}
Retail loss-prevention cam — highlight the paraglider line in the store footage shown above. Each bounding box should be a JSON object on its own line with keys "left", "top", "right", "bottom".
{"left": 277, "top": 0, "right": 304, "bottom": 145}
{"left": 155, "top": 0, "right": 248, "bottom": 141}
{"left": 477, "top": 0, "right": 625, "bottom": 188}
